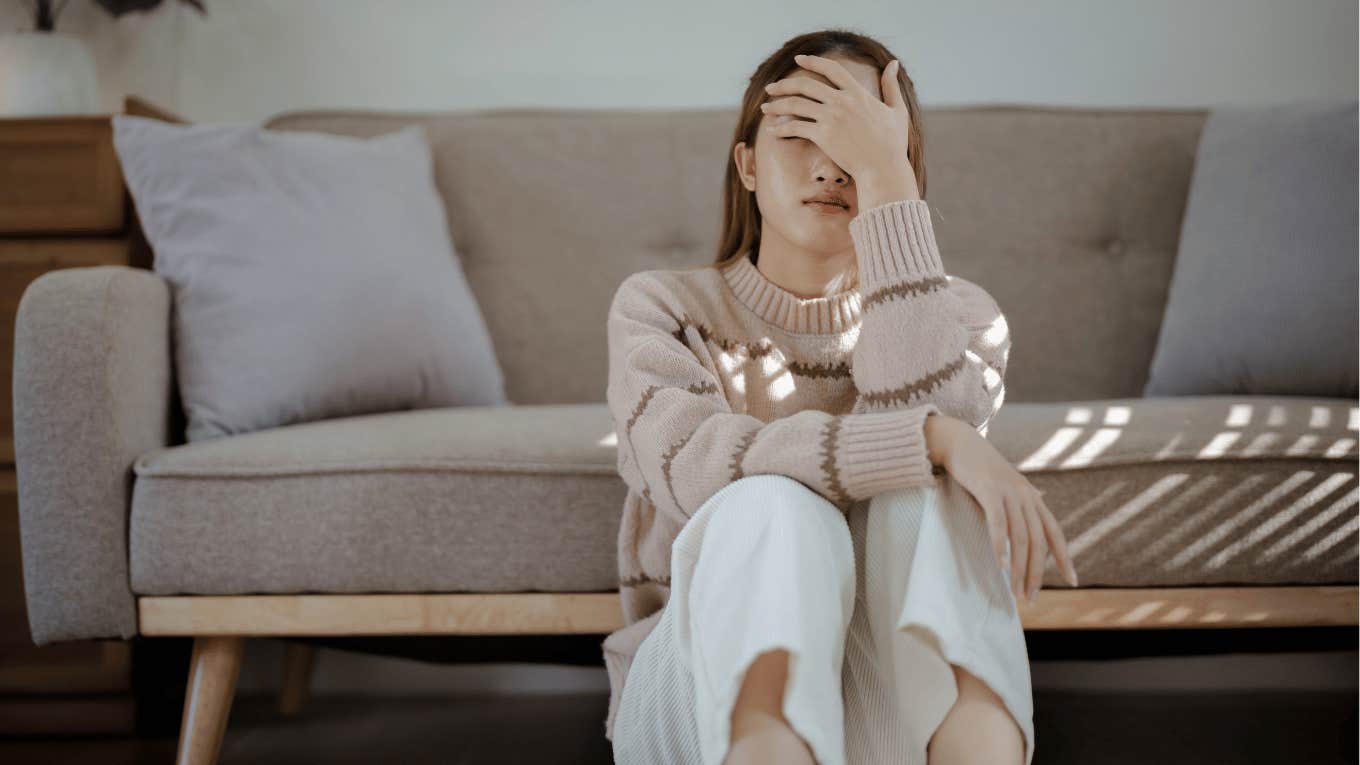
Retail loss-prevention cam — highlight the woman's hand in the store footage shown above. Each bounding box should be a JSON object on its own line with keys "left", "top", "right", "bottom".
{"left": 761, "top": 54, "right": 913, "bottom": 199}
{"left": 933, "top": 414, "right": 1080, "bottom": 604}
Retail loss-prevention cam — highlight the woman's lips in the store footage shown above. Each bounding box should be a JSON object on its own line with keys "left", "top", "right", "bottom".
{"left": 805, "top": 201, "right": 848, "bottom": 213}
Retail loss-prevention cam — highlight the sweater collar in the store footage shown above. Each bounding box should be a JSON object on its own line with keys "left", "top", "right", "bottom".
{"left": 720, "top": 251, "right": 862, "bottom": 335}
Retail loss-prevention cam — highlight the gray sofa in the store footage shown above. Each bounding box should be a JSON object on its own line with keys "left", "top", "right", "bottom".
{"left": 15, "top": 104, "right": 1358, "bottom": 762}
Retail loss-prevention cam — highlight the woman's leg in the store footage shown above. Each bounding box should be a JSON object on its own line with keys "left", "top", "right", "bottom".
{"left": 926, "top": 663, "right": 1026, "bottom": 765}
{"left": 672, "top": 473, "right": 857, "bottom": 765}
{"left": 853, "top": 477, "right": 1036, "bottom": 765}
{"left": 725, "top": 648, "right": 815, "bottom": 765}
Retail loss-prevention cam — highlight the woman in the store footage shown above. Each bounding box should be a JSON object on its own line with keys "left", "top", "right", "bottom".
{"left": 602, "top": 30, "right": 1079, "bottom": 765}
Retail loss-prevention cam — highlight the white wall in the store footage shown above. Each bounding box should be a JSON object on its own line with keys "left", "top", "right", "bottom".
{"left": 3, "top": 0, "right": 1356, "bottom": 123}
{"left": 3, "top": 0, "right": 1355, "bottom": 697}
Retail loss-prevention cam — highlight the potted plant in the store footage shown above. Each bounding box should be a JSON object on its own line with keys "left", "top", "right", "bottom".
{"left": 0, "top": 0, "right": 206, "bottom": 116}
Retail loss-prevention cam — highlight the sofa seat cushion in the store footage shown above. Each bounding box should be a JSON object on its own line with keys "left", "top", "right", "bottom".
{"left": 130, "top": 403, "right": 625, "bottom": 595}
{"left": 129, "top": 396, "right": 1357, "bottom": 595}
{"left": 990, "top": 395, "right": 1357, "bottom": 587}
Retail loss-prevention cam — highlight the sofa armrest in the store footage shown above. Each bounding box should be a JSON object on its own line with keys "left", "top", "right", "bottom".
{"left": 14, "top": 265, "right": 176, "bottom": 645}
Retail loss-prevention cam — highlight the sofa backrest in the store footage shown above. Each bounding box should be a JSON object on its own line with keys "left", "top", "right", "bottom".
{"left": 264, "top": 105, "right": 1209, "bottom": 405}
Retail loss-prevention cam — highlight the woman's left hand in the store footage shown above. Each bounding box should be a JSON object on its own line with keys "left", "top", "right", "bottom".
{"left": 761, "top": 54, "right": 912, "bottom": 189}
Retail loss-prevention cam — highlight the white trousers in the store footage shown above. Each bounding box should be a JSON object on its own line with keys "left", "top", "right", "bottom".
{"left": 610, "top": 473, "right": 1035, "bottom": 765}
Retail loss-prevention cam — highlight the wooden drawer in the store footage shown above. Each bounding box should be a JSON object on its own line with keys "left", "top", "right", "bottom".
{"left": 0, "top": 117, "right": 126, "bottom": 235}
{"left": 0, "top": 239, "right": 131, "bottom": 461}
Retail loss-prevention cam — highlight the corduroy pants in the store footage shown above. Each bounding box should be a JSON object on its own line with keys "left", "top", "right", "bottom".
{"left": 609, "top": 472, "right": 1036, "bottom": 765}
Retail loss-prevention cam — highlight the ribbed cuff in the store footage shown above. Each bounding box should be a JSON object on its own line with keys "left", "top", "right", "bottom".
{"left": 848, "top": 198, "right": 946, "bottom": 292}
{"left": 837, "top": 403, "right": 942, "bottom": 499}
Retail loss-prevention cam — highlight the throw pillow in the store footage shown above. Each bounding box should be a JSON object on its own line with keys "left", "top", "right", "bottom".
{"left": 112, "top": 115, "right": 509, "bottom": 442}
{"left": 1143, "top": 99, "right": 1358, "bottom": 399}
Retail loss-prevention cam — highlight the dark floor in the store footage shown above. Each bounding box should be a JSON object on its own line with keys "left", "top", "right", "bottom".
{"left": 1, "top": 688, "right": 1355, "bottom": 764}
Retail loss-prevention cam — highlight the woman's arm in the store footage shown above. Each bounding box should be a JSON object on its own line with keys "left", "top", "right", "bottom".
{"left": 848, "top": 195, "right": 1011, "bottom": 436}
{"left": 762, "top": 54, "right": 1009, "bottom": 433}
{"left": 608, "top": 272, "right": 942, "bottom": 526}
{"left": 850, "top": 184, "right": 1077, "bottom": 600}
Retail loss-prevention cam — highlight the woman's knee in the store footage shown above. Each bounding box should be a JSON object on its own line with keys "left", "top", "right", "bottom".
{"left": 870, "top": 479, "right": 941, "bottom": 509}
{"left": 712, "top": 475, "right": 848, "bottom": 532}
{"left": 865, "top": 480, "right": 946, "bottom": 538}
{"left": 706, "top": 474, "right": 854, "bottom": 572}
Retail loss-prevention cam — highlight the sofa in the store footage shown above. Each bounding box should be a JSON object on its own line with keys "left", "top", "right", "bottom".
{"left": 14, "top": 102, "right": 1358, "bottom": 764}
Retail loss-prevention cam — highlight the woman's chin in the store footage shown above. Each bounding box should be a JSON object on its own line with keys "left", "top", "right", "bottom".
{"left": 791, "top": 231, "right": 853, "bottom": 255}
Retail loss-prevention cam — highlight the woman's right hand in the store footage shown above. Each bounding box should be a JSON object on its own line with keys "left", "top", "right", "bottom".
{"left": 929, "top": 414, "right": 1079, "bottom": 604}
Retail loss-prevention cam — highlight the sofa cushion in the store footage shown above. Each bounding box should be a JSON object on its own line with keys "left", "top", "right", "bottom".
{"left": 111, "top": 115, "right": 509, "bottom": 443}
{"left": 128, "top": 397, "right": 1358, "bottom": 595}
{"left": 130, "top": 402, "right": 623, "bottom": 595}
{"left": 1144, "top": 99, "right": 1359, "bottom": 398}
{"left": 993, "top": 395, "right": 1358, "bottom": 587}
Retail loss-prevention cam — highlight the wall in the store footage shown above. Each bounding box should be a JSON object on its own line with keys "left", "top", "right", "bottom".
{"left": 1, "top": 0, "right": 1356, "bottom": 122}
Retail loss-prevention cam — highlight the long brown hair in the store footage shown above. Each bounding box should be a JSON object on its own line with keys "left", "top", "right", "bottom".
{"left": 713, "top": 30, "right": 927, "bottom": 277}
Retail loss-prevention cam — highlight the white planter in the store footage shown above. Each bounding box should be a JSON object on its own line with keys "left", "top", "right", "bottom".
{"left": 0, "top": 31, "right": 100, "bottom": 116}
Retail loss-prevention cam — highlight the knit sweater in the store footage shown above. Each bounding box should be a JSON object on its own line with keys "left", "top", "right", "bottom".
{"left": 599, "top": 198, "right": 1011, "bottom": 741}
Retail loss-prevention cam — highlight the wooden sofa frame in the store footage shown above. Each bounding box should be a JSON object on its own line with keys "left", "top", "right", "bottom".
{"left": 145, "top": 587, "right": 1356, "bottom": 764}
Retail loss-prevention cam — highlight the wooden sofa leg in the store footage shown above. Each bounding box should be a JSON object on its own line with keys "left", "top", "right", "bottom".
{"left": 175, "top": 636, "right": 245, "bottom": 765}
{"left": 278, "top": 642, "right": 317, "bottom": 716}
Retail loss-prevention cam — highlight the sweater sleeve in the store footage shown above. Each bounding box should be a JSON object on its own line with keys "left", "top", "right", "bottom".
{"left": 848, "top": 199, "right": 1011, "bottom": 437}
{"left": 607, "top": 274, "right": 941, "bottom": 525}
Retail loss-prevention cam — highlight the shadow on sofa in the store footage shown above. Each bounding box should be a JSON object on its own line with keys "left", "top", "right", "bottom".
{"left": 14, "top": 99, "right": 1358, "bottom": 764}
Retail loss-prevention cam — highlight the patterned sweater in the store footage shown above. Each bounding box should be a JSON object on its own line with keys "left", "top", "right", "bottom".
{"left": 599, "top": 198, "right": 1011, "bottom": 741}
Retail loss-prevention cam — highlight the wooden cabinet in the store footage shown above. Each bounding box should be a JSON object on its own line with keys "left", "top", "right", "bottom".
{"left": 0, "top": 117, "right": 125, "bottom": 234}
{"left": 0, "top": 107, "right": 150, "bottom": 735}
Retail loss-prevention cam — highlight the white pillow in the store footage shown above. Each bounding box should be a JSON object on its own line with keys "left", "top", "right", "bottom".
{"left": 112, "top": 115, "right": 509, "bottom": 442}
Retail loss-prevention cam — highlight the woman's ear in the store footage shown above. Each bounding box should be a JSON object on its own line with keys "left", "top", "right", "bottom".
{"left": 733, "top": 141, "right": 756, "bottom": 192}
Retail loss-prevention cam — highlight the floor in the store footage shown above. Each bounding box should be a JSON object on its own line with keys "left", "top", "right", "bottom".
{"left": 0, "top": 688, "right": 1354, "bottom": 764}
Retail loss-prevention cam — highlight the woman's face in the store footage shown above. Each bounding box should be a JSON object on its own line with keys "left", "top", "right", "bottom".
{"left": 733, "top": 54, "right": 890, "bottom": 256}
